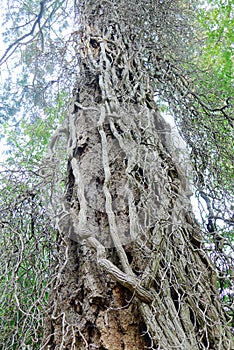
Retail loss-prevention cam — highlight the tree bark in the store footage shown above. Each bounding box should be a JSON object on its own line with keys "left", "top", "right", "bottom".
{"left": 42, "top": 1, "right": 233, "bottom": 349}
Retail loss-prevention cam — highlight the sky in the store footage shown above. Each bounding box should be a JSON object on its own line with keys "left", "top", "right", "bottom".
{"left": 0, "top": 12, "right": 8, "bottom": 163}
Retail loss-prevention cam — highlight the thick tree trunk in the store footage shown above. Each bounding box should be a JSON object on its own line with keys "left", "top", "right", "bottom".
{"left": 42, "top": 1, "right": 233, "bottom": 349}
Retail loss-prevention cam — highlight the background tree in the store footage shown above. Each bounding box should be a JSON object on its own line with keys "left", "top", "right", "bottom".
{"left": 0, "top": 0, "right": 233, "bottom": 349}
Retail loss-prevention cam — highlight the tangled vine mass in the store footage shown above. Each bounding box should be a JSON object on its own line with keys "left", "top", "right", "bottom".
{"left": 0, "top": 1, "right": 233, "bottom": 349}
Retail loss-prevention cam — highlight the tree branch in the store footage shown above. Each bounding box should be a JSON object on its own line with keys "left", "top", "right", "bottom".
{"left": 0, "top": 1, "right": 46, "bottom": 65}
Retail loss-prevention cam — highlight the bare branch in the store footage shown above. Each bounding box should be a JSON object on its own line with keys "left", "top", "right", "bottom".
{"left": 0, "top": 1, "right": 45, "bottom": 65}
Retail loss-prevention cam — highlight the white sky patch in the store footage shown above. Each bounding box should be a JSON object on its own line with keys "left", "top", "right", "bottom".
{"left": 163, "top": 112, "right": 203, "bottom": 222}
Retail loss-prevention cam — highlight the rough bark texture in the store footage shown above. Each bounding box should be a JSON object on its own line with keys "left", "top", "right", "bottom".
{"left": 42, "top": 1, "right": 233, "bottom": 349}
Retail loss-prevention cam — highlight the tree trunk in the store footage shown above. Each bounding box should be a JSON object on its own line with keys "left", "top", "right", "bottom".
{"left": 42, "top": 1, "right": 233, "bottom": 349}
